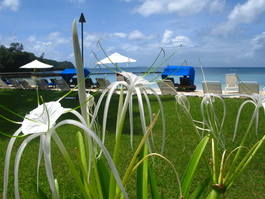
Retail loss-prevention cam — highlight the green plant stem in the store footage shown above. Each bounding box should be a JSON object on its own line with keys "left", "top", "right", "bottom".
{"left": 211, "top": 138, "right": 219, "bottom": 184}
{"left": 206, "top": 188, "right": 222, "bottom": 199}
{"left": 109, "top": 89, "right": 130, "bottom": 198}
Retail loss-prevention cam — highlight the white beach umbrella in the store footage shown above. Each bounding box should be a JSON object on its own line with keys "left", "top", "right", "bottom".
{"left": 20, "top": 60, "right": 53, "bottom": 69}
{"left": 96, "top": 52, "right": 136, "bottom": 65}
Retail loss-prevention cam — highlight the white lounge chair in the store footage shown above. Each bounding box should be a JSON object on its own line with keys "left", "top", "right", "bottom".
{"left": 36, "top": 79, "right": 52, "bottom": 90}
{"left": 157, "top": 80, "right": 177, "bottom": 95}
{"left": 0, "top": 79, "right": 11, "bottom": 89}
{"left": 96, "top": 78, "right": 111, "bottom": 89}
{"left": 53, "top": 79, "right": 71, "bottom": 91}
{"left": 8, "top": 79, "right": 24, "bottom": 89}
{"left": 85, "top": 78, "right": 97, "bottom": 89}
{"left": 202, "top": 81, "right": 222, "bottom": 94}
{"left": 225, "top": 73, "right": 238, "bottom": 92}
{"left": 238, "top": 81, "right": 259, "bottom": 95}
{"left": 24, "top": 79, "right": 36, "bottom": 87}
{"left": 19, "top": 80, "right": 35, "bottom": 89}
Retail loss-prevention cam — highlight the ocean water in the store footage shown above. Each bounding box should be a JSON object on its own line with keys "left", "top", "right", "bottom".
{"left": 195, "top": 67, "right": 265, "bottom": 90}
{"left": 22, "top": 66, "right": 265, "bottom": 91}
{"left": 88, "top": 67, "right": 265, "bottom": 91}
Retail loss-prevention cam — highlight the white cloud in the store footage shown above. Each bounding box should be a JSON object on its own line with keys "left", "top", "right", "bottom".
{"left": 167, "top": 0, "right": 207, "bottom": 16}
{"left": 47, "top": 32, "right": 70, "bottom": 46}
{"left": 110, "top": 32, "right": 127, "bottom": 38}
{"left": 0, "top": 0, "right": 20, "bottom": 11}
{"left": 228, "top": 0, "right": 265, "bottom": 23}
{"left": 161, "top": 30, "right": 194, "bottom": 48}
{"left": 132, "top": 1, "right": 164, "bottom": 17}
{"left": 212, "top": 0, "right": 265, "bottom": 35}
{"left": 127, "top": 30, "right": 157, "bottom": 40}
{"left": 246, "top": 32, "right": 265, "bottom": 57}
{"left": 24, "top": 34, "right": 68, "bottom": 61}
{"left": 127, "top": 30, "right": 146, "bottom": 40}
{"left": 132, "top": 0, "right": 225, "bottom": 17}
{"left": 83, "top": 32, "right": 102, "bottom": 49}
{"left": 25, "top": 36, "right": 52, "bottom": 57}
{"left": 161, "top": 30, "right": 173, "bottom": 43}
{"left": 209, "top": 0, "right": 226, "bottom": 13}
{"left": 70, "top": 0, "right": 86, "bottom": 4}
{"left": 120, "top": 43, "right": 141, "bottom": 52}
{"left": 0, "top": 33, "right": 18, "bottom": 46}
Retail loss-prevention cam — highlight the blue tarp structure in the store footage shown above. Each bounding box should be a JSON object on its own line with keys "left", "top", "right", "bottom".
{"left": 60, "top": 68, "right": 90, "bottom": 83}
{"left": 161, "top": 65, "right": 195, "bottom": 85}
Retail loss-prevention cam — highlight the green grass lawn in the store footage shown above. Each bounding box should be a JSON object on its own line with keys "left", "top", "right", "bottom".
{"left": 0, "top": 89, "right": 264, "bottom": 198}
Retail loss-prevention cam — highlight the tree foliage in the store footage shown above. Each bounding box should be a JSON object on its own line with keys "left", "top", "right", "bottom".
{"left": 0, "top": 43, "right": 74, "bottom": 72}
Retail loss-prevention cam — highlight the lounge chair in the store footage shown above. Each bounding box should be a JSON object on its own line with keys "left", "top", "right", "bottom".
{"left": 40, "top": 79, "right": 55, "bottom": 87}
{"left": 238, "top": 81, "right": 259, "bottom": 95}
{"left": 0, "top": 79, "right": 11, "bottom": 89}
{"left": 50, "top": 78, "right": 57, "bottom": 84}
{"left": 85, "top": 78, "right": 97, "bottom": 89}
{"left": 8, "top": 79, "right": 24, "bottom": 89}
{"left": 96, "top": 78, "right": 111, "bottom": 89}
{"left": 19, "top": 80, "right": 35, "bottom": 89}
{"left": 202, "top": 81, "right": 222, "bottom": 94}
{"left": 225, "top": 73, "right": 238, "bottom": 92}
{"left": 1, "top": 78, "right": 11, "bottom": 85}
{"left": 68, "top": 78, "right": 78, "bottom": 87}
{"left": 53, "top": 79, "right": 71, "bottom": 91}
{"left": 36, "top": 79, "right": 51, "bottom": 90}
{"left": 24, "top": 79, "right": 36, "bottom": 87}
{"left": 157, "top": 80, "right": 177, "bottom": 95}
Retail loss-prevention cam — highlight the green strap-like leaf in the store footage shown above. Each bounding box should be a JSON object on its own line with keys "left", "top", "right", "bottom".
{"left": 189, "top": 177, "right": 211, "bottom": 199}
{"left": 225, "top": 135, "right": 265, "bottom": 189}
{"left": 148, "top": 163, "right": 160, "bottom": 199}
{"left": 97, "top": 158, "right": 110, "bottom": 199}
{"left": 136, "top": 143, "right": 149, "bottom": 199}
{"left": 180, "top": 135, "right": 210, "bottom": 198}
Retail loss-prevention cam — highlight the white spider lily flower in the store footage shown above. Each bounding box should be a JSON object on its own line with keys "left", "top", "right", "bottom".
{"left": 21, "top": 101, "right": 66, "bottom": 135}
{"left": 4, "top": 101, "right": 67, "bottom": 199}
{"left": 201, "top": 93, "right": 226, "bottom": 148}
{"left": 249, "top": 93, "right": 265, "bottom": 106}
{"left": 4, "top": 101, "right": 128, "bottom": 199}
{"left": 88, "top": 71, "right": 165, "bottom": 198}
{"left": 90, "top": 71, "right": 165, "bottom": 153}
{"left": 120, "top": 71, "right": 152, "bottom": 88}
{"left": 234, "top": 93, "right": 265, "bottom": 141}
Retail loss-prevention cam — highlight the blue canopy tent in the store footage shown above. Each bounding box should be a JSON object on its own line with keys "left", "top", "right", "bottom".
{"left": 161, "top": 65, "right": 196, "bottom": 91}
{"left": 60, "top": 68, "right": 90, "bottom": 83}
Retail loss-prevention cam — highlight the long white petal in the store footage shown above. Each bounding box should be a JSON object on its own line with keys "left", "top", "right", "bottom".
{"left": 14, "top": 132, "right": 44, "bottom": 198}
{"left": 3, "top": 127, "right": 22, "bottom": 199}
{"left": 43, "top": 131, "right": 59, "bottom": 199}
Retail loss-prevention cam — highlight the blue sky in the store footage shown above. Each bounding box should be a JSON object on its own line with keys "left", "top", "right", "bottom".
{"left": 0, "top": 0, "right": 265, "bottom": 69}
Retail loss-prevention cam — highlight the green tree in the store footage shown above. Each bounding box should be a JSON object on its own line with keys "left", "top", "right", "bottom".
{"left": 9, "top": 42, "right": 23, "bottom": 52}
{"left": 0, "top": 43, "right": 74, "bottom": 72}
